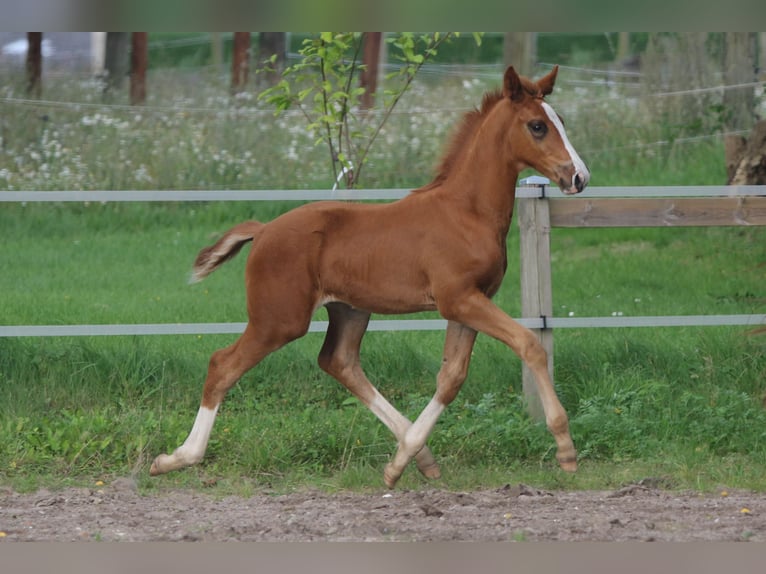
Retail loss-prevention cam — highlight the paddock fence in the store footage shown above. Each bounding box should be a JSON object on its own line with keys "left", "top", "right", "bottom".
{"left": 2, "top": 184, "right": 765, "bottom": 417}
{"left": 515, "top": 178, "right": 765, "bottom": 417}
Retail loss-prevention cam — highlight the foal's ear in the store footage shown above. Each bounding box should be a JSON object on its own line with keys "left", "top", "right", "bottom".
{"left": 503, "top": 66, "right": 524, "bottom": 102}
{"left": 537, "top": 65, "right": 559, "bottom": 96}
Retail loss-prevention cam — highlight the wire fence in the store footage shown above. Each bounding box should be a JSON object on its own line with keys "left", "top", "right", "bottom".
{"left": 2, "top": 47, "right": 763, "bottom": 169}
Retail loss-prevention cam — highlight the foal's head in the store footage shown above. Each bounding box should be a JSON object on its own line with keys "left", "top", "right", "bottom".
{"left": 500, "top": 65, "right": 590, "bottom": 195}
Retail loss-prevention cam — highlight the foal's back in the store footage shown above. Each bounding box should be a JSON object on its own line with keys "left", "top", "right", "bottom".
{"left": 248, "top": 191, "right": 491, "bottom": 316}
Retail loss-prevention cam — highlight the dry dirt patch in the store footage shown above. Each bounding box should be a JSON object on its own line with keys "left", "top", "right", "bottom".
{"left": 1, "top": 481, "right": 764, "bottom": 542}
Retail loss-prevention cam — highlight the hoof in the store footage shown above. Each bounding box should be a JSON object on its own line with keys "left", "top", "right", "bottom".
{"left": 149, "top": 454, "right": 170, "bottom": 476}
{"left": 557, "top": 456, "right": 578, "bottom": 473}
{"left": 383, "top": 464, "right": 399, "bottom": 489}
{"left": 418, "top": 461, "right": 442, "bottom": 480}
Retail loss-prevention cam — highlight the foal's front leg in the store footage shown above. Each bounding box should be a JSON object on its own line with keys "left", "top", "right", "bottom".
{"left": 383, "top": 322, "right": 477, "bottom": 488}
{"left": 447, "top": 292, "right": 577, "bottom": 472}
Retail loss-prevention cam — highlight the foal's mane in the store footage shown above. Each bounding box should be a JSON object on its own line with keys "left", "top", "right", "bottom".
{"left": 416, "top": 76, "right": 543, "bottom": 192}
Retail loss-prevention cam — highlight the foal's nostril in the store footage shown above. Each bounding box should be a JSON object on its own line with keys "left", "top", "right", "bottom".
{"left": 574, "top": 173, "right": 584, "bottom": 193}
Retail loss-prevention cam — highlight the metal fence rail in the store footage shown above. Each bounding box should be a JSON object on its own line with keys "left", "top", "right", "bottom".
{"left": 2, "top": 315, "right": 764, "bottom": 338}
{"left": 3, "top": 185, "right": 766, "bottom": 203}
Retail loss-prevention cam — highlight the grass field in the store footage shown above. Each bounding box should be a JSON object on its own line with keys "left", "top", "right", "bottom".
{"left": 1, "top": 61, "right": 765, "bottom": 494}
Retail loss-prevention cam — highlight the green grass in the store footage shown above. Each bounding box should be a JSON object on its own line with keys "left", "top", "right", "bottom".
{"left": 1, "top": 204, "right": 763, "bottom": 493}
{"left": 1, "top": 63, "right": 765, "bottom": 494}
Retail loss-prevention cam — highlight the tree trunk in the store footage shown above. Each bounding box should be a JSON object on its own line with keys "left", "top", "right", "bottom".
{"left": 360, "top": 32, "right": 382, "bottom": 109}
{"left": 760, "top": 33, "right": 766, "bottom": 77}
{"left": 104, "top": 32, "right": 130, "bottom": 94}
{"left": 257, "top": 32, "right": 286, "bottom": 86}
{"left": 726, "top": 119, "right": 766, "bottom": 185}
{"left": 616, "top": 32, "right": 630, "bottom": 62}
{"left": 210, "top": 32, "right": 223, "bottom": 73}
{"left": 503, "top": 33, "right": 536, "bottom": 77}
{"left": 26, "top": 32, "right": 42, "bottom": 97}
{"left": 723, "top": 32, "right": 757, "bottom": 132}
{"left": 231, "top": 32, "right": 251, "bottom": 94}
{"left": 130, "top": 32, "right": 148, "bottom": 105}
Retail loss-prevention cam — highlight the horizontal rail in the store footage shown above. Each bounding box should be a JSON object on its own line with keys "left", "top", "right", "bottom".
{"left": 547, "top": 314, "right": 765, "bottom": 329}
{"left": 0, "top": 320, "right": 451, "bottom": 338}
{"left": 2, "top": 185, "right": 766, "bottom": 203}
{"left": 518, "top": 185, "right": 766, "bottom": 199}
{"left": 0, "top": 189, "right": 411, "bottom": 202}
{"left": 549, "top": 196, "right": 766, "bottom": 227}
{"left": 2, "top": 315, "right": 762, "bottom": 337}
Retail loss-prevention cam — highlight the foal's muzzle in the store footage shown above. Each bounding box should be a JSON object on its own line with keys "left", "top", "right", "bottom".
{"left": 559, "top": 164, "right": 590, "bottom": 195}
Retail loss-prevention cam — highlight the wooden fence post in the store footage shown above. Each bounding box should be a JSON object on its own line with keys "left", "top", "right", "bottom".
{"left": 360, "top": 32, "right": 382, "bottom": 109}
{"left": 231, "top": 32, "right": 251, "bottom": 94}
{"left": 130, "top": 32, "right": 148, "bottom": 106}
{"left": 517, "top": 177, "right": 554, "bottom": 421}
{"left": 104, "top": 32, "right": 130, "bottom": 94}
{"left": 26, "top": 32, "right": 42, "bottom": 97}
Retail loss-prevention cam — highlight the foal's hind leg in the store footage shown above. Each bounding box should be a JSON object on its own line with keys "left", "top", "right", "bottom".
{"left": 317, "top": 303, "right": 441, "bottom": 479}
{"left": 150, "top": 323, "right": 286, "bottom": 475}
{"left": 383, "top": 321, "right": 478, "bottom": 488}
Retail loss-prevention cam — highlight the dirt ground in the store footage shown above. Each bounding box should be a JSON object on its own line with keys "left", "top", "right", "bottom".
{"left": 2, "top": 478, "right": 765, "bottom": 542}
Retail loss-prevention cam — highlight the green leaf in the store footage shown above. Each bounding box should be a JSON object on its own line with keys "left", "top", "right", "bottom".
{"left": 297, "top": 87, "right": 314, "bottom": 101}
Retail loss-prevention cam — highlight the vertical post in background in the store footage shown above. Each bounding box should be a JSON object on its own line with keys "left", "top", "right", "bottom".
{"left": 759, "top": 33, "right": 766, "bottom": 77}
{"left": 231, "top": 32, "right": 251, "bottom": 94}
{"left": 210, "top": 32, "right": 223, "bottom": 74}
{"left": 517, "top": 177, "right": 554, "bottom": 421}
{"left": 503, "top": 32, "right": 536, "bottom": 77}
{"left": 257, "top": 32, "right": 287, "bottom": 86}
{"left": 130, "top": 32, "right": 148, "bottom": 105}
{"left": 360, "top": 32, "right": 382, "bottom": 109}
{"left": 26, "top": 32, "right": 42, "bottom": 97}
{"left": 91, "top": 32, "right": 106, "bottom": 75}
{"left": 104, "top": 32, "right": 130, "bottom": 96}
{"left": 723, "top": 32, "right": 757, "bottom": 132}
{"left": 616, "top": 32, "right": 631, "bottom": 62}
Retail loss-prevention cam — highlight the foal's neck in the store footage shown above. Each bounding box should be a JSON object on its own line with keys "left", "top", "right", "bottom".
{"left": 445, "top": 116, "right": 520, "bottom": 237}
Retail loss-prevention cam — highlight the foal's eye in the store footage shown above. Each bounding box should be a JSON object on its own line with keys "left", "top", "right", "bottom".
{"left": 528, "top": 120, "right": 548, "bottom": 138}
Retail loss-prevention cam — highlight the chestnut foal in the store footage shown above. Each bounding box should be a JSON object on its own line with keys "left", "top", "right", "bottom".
{"left": 151, "top": 65, "right": 590, "bottom": 487}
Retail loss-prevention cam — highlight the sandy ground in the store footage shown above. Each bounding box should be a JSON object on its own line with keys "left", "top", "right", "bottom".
{"left": 2, "top": 479, "right": 765, "bottom": 542}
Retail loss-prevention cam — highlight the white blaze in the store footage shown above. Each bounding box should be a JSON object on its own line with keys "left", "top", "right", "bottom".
{"left": 541, "top": 102, "right": 590, "bottom": 188}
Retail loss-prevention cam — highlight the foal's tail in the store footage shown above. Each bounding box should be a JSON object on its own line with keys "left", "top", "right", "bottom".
{"left": 189, "top": 220, "right": 265, "bottom": 284}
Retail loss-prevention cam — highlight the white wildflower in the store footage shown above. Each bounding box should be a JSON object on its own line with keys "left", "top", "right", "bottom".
{"left": 133, "top": 164, "right": 153, "bottom": 184}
